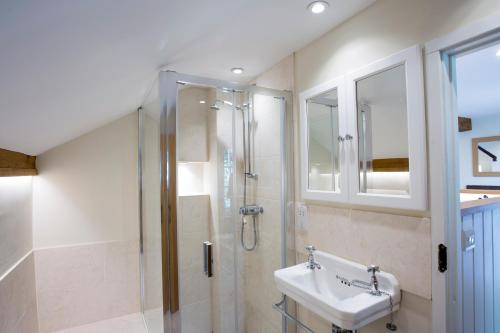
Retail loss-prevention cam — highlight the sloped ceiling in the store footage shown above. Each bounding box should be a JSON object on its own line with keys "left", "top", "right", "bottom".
{"left": 0, "top": 0, "right": 374, "bottom": 155}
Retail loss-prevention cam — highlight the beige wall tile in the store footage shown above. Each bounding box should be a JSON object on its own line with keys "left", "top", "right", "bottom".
{"left": 178, "top": 195, "right": 212, "bottom": 331}
{"left": 35, "top": 241, "right": 140, "bottom": 333}
{"left": 0, "top": 253, "right": 38, "bottom": 333}
{"left": 178, "top": 87, "right": 209, "bottom": 162}
{"left": 296, "top": 205, "right": 431, "bottom": 298}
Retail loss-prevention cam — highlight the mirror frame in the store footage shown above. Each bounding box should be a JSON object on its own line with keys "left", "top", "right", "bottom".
{"left": 299, "top": 75, "right": 348, "bottom": 202}
{"left": 472, "top": 135, "right": 500, "bottom": 177}
{"left": 346, "top": 45, "right": 427, "bottom": 211}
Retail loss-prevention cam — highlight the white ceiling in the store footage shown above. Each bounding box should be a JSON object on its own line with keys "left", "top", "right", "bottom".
{"left": 456, "top": 41, "right": 500, "bottom": 118}
{"left": 0, "top": 0, "right": 374, "bottom": 155}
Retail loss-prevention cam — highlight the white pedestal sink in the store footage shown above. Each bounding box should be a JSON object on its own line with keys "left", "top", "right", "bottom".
{"left": 274, "top": 250, "right": 401, "bottom": 331}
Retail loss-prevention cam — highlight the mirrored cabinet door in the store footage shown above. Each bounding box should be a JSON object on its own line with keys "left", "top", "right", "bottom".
{"left": 356, "top": 64, "right": 410, "bottom": 196}
{"left": 300, "top": 77, "right": 348, "bottom": 202}
{"left": 347, "top": 45, "right": 427, "bottom": 210}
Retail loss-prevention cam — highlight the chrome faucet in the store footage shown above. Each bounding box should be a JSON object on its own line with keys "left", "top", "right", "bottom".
{"left": 367, "top": 265, "right": 381, "bottom": 296}
{"left": 305, "top": 245, "right": 321, "bottom": 270}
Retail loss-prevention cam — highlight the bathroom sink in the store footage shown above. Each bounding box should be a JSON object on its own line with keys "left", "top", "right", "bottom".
{"left": 274, "top": 250, "right": 400, "bottom": 330}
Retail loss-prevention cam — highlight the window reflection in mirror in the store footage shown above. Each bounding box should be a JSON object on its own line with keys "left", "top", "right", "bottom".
{"left": 306, "top": 88, "right": 340, "bottom": 192}
{"left": 356, "top": 64, "right": 410, "bottom": 195}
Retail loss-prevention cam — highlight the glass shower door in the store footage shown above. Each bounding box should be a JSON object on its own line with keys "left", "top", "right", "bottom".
{"left": 176, "top": 85, "right": 238, "bottom": 333}
{"left": 140, "top": 71, "right": 295, "bottom": 333}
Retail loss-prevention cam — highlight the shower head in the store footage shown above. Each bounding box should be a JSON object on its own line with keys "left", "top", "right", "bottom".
{"left": 209, "top": 99, "right": 233, "bottom": 111}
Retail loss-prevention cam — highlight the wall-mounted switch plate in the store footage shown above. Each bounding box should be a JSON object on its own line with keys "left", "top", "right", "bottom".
{"left": 296, "top": 203, "right": 308, "bottom": 230}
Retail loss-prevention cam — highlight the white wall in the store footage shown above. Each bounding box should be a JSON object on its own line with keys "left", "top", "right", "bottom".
{"left": 459, "top": 114, "right": 500, "bottom": 188}
{"left": 0, "top": 176, "right": 33, "bottom": 276}
{"left": 295, "top": 0, "right": 500, "bottom": 94}
{"left": 33, "top": 112, "right": 139, "bottom": 248}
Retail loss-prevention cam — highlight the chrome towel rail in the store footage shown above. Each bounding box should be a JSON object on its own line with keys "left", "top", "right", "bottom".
{"left": 273, "top": 296, "right": 315, "bottom": 333}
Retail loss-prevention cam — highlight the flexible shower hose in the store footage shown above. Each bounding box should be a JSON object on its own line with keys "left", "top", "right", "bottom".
{"left": 241, "top": 214, "right": 257, "bottom": 251}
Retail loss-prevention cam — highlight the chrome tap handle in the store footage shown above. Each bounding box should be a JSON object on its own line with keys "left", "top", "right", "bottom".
{"left": 367, "top": 265, "right": 381, "bottom": 295}
{"left": 305, "top": 246, "right": 321, "bottom": 270}
{"left": 305, "top": 245, "right": 316, "bottom": 254}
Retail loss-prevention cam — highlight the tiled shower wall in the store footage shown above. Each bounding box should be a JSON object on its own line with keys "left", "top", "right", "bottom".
{"left": 178, "top": 195, "right": 211, "bottom": 333}
{"left": 238, "top": 94, "right": 284, "bottom": 333}
{"left": 207, "top": 89, "right": 239, "bottom": 333}
{"left": 177, "top": 84, "right": 292, "bottom": 333}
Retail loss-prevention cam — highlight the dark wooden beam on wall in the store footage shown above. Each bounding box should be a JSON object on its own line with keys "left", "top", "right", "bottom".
{"left": 0, "top": 148, "right": 37, "bottom": 177}
{"left": 458, "top": 117, "right": 472, "bottom": 132}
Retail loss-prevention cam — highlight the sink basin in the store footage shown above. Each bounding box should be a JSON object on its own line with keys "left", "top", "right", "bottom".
{"left": 274, "top": 251, "right": 401, "bottom": 330}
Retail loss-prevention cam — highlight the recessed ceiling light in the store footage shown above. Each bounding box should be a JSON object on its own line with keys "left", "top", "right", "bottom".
{"left": 231, "top": 67, "right": 244, "bottom": 75}
{"left": 308, "top": 1, "right": 329, "bottom": 14}
{"left": 496, "top": 49, "right": 500, "bottom": 57}
{"left": 199, "top": 100, "right": 206, "bottom": 104}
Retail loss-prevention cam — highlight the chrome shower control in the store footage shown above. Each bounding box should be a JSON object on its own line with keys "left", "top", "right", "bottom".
{"left": 239, "top": 205, "right": 264, "bottom": 216}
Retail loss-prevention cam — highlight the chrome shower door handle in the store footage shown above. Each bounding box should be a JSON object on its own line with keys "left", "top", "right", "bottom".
{"left": 203, "top": 241, "right": 213, "bottom": 277}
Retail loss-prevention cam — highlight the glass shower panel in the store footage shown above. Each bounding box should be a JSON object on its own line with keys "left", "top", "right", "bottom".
{"left": 176, "top": 85, "right": 238, "bottom": 333}
{"left": 139, "top": 101, "right": 164, "bottom": 333}
{"left": 237, "top": 92, "right": 287, "bottom": 333}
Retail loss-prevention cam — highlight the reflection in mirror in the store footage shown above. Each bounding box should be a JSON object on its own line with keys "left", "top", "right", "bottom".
{"left": 356, "top": 64, "right": 410, "bottom": 195}
{"left": 307, "top": 88, "right": 340, "bottom": 191}
{"left": 473, "top": 136, "right": 500, "bottom": 176}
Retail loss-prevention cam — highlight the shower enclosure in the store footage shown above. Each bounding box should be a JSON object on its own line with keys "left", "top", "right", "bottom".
{"left": 139, "top": 71, "right": 295, "bottom": 333}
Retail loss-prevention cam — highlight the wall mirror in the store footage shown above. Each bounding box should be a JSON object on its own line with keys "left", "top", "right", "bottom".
{"left": 346, "top": 45, "right": 427, "bottom": 210}
{"left": 300, "top": 76, "right": 348, "bottom": 202}
{"left": 355, "top": 64, "right": 410, "bottom": 195}
{"left": 472, "top": 136, "right": 500, "bottom": 176}
{"left": 307, "top": 89, "right": 339, "bottom": 191}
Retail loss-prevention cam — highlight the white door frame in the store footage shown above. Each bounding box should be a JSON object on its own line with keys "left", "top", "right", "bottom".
{"left": 425, "top": 11, "right": 500, "bottom": 333}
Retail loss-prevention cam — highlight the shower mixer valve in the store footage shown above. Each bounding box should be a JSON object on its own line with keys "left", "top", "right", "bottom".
{"left": 239, "top": 204, "right": 264, "bottom": 216}
{"left": 245, "top": 172, "right": 258, "bottom": 179}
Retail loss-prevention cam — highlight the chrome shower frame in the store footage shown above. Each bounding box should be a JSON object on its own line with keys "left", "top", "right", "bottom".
{"left": 151, "top": 70, "right": 295, "bottom": 333}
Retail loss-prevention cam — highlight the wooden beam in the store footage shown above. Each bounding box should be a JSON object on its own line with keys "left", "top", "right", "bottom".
{"left": 372, "top": 158, "right": 409, "bottom": 172}
{"left": 458, "top": 117, "right": 472, "bottom": 132}
{"left": 0, "top": 148, "right": 37, "bottom": 177}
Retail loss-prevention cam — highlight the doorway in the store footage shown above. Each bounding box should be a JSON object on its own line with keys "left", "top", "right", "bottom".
{"left": 452, "top": 39, "right": 500, "bottom": 333}
{"left": 426, "top": 14, "right": 500, "bottom": 333}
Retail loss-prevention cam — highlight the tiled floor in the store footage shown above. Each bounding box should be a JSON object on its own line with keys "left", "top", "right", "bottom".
{"left": 53, "top": 313, "right": 146, "bottom": 333}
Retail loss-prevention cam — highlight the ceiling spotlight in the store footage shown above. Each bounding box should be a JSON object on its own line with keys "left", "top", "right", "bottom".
{"left": 231, "top": 67, "right": 244, "bottom": 75}
{"left": 308, "top": 1, "right": 329, "bottom": 14}
{"left": 199, "top": 100, "right": 206, "bottom": 104}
